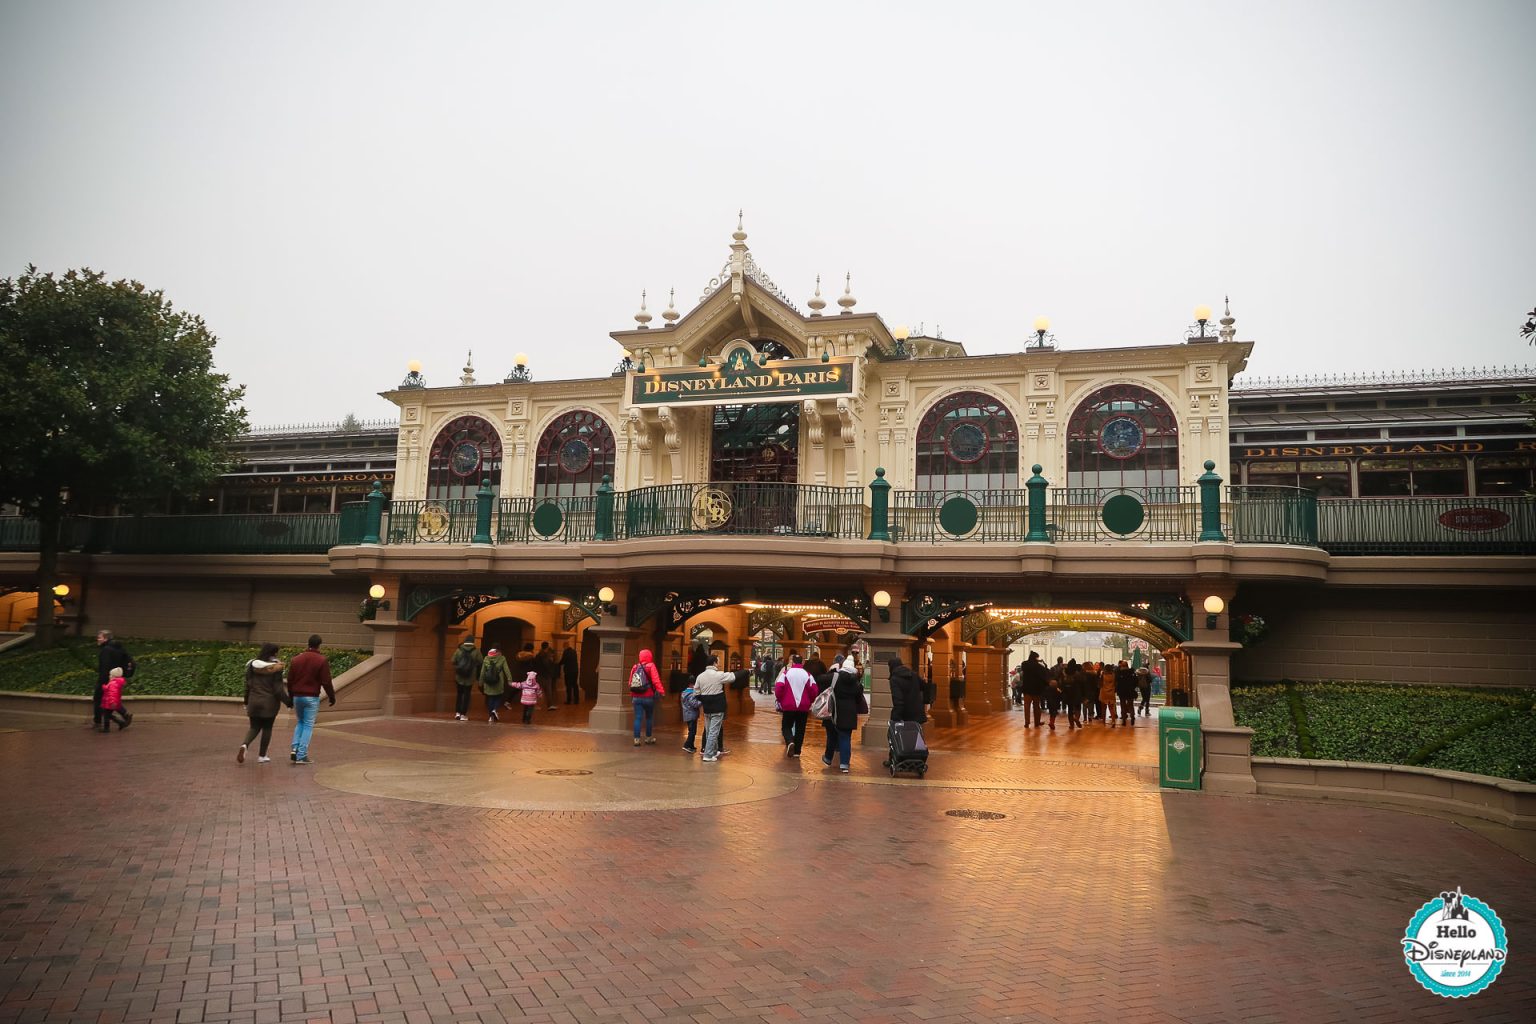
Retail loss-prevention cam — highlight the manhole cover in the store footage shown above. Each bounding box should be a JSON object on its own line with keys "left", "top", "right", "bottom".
{"left": 945, "top": 809, "right": 1007, "bottom": 821}
{"left": 535, "top": 768, "right": 594, "bottom": 777}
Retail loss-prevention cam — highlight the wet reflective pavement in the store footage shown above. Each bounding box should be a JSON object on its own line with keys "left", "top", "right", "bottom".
{"left": 0, "top": 703, "right": 1531, "bottom": 1024}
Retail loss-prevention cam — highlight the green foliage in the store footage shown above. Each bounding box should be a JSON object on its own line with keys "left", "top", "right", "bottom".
{"left": 0, "top": 637, "right": 370, "bottom": 697}
{"left": 1232, "top": 680, "right": 1536, "bottom": 782}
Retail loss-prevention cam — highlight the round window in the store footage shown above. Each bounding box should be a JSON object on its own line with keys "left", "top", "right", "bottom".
{"left": 450, "top": 442, "right": 483, "bottom": 477}
{"left": 945, "top": 422, "right": 990, "bottom": 464}
{"left": 1098, "top": 416, "right": 1146, "bottom": 460}
{"left": 558, "top": 437, "right": 593, "bottom": 474}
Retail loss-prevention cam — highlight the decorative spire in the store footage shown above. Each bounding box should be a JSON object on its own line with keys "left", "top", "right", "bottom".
{"left": 634, "top": 289, "right": 652, "bottom": 329}
{"left": 661, "top": 286, "right": 679, "bottom": 326}
{"left": 459, "top": 349, "right": 477, "bottom": 386}
{"left": 807, "top": 274, "right": 826, "bottom": 316}
{"left": 732, "top": 209, "right": 747, "bottom": 243}
{"left": 1219, "top": 295, "right": 1236, "bottom": 343}
{"left": 837, "top": 271, "right": 857, "bottom": 315}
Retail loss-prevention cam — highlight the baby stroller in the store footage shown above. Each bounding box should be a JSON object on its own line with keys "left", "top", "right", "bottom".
{"left": 886, "top": 720, "right": 929, "bottom": 777}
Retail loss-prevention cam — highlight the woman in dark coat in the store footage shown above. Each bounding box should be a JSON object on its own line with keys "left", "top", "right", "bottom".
{"left": 888, "top": 657, "right": 927, "bottom": 724}
{"left": 820, "top": 658, "right": 866, "bottom": 773}
{"left": 238, "top": 642, "right": 289, "bottom": 764}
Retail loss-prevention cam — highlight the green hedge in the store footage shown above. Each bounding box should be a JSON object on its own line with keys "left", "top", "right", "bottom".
{"left": 1233, "top": 680, "right": 1536, "bottom": 782}
{"left": 0, "top": 638, "right": 370, "bottom": 697}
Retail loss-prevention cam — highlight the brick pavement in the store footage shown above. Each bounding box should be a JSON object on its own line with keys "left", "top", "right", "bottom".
{"left": 0, "top": 711, "right": 1532, "bottom": 1024}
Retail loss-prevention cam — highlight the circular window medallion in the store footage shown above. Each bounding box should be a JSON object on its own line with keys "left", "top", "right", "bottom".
{"left": 531, "top": 501, "right": 564, "bottom": 538}
{"left": 938, "top": 495, "right": 980, "bottom": 538}
{"left": 1098, "top": 416, "right": 1146, "bottom": 460}
{"left": 450, "top": 441, "right": 483, "bottom": 477}
{"left": 416, "top": 502, "right": 451, "bottom": 541}
{"left": 690, "top": 487, "right": 733, "bottom": 530}
{"left": 1101, "top": 494, "right": 1146, "bottom": 536}
{"left": 558, "top": 437, "right": 593, "bottom": 474}
{"left": 945, "top": 422, "right": 990, "bottom": 464}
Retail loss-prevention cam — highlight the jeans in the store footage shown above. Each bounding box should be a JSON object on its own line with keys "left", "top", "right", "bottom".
{"left": 633, "top": 697, "right": 656, "bottom": 738}
{"left": 565, "top": 676, "right": 581, "bottom": 704}
{"left": 454, "top": 685, "right": 472, "bottom": 716}
{"left": 781, "top": 710, "right": 809, "bottom": 753}
{"left": 702, "top": 711, "right": 724, "bottom": 756}
{"left": 834, "top": 726, "right": 852, "bottom": 768}
{"left": 291, "top": 695, "right": 320, "bottom": 760}
{"left": 486, "top": 693, "right": 504, "bottom": 719}
{"left": 684, "top": 717, "right": 699, "bottom": 748}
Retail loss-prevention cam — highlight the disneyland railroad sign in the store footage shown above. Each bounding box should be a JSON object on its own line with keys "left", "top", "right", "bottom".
{"left": 630, "top": 347, "right": 855, "bottom": 408}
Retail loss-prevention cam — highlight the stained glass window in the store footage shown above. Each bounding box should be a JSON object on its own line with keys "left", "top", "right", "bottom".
{"left": 915, "top": 392, "right": 1019, "bottom": 491}
{"left": 535, "top": 410, "right": 616, "bottom": 497}
{"left": 1066, "top": 384, "right": 1179, "bottom": 492}
{"left": 427, "top": 415, "right": 502, "bottom": 500}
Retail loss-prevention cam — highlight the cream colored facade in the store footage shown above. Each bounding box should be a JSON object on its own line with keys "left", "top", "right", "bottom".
{"left": 384, "top": 224, "right": 1250, "bottom": 499}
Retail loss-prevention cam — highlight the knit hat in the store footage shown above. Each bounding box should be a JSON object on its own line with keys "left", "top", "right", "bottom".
{"left": 487, "top": 648, "right": 500, "bottom": 657}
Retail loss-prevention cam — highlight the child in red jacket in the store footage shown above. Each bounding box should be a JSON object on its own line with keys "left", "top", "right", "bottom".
{"left": 100, "top": 666, "right": 132, "bottom": 733}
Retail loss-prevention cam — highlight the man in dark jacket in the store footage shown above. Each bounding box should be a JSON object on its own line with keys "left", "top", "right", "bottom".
{"left": 1114, "top": 660, "right": 1138, "bottom": 725}
{"left": 534, "top": 642, "right": 559, "bottom": 710}
{"left": 560, "top": 644, "right": 580, "bottom": 705}
{"left": 95, "top": 630, "right": 134, "bottom": 730}
{"left": 1019, "top": 651, "right": 1049, "bottom": 728}
{"left": 888, "top": 657, "right": 927, "bottom": 724}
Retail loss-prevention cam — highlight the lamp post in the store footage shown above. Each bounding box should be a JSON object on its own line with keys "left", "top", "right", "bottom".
{"left": 612, "top": 349, "right": 634, "bottom": 376}
{"left": 505, "top": 353, "right": 532, "bottom": 383}
{"left": 1188, "top": 305, "right": 1214, "bottom": 341}
{"left": 891, "top": 325, "right": 910, "bottom": 359}
{"left": 399, "top": 360, "right": 426, "bottom": 389}
{"left": 1031, "top": 316, "right": 1055, "bottom": 350}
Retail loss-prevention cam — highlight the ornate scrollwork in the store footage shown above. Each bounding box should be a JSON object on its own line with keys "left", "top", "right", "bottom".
{"left": 690, "top": 487, "right": 733, "bottom": 530}
{"left": 960, "top": 610, "right": 993, "bottom": 644}
{"left": 821, "top": 593, "right": 871, "bottom": 632}
{"left": 902, "top": 594, "right": 992, "bottom": 638}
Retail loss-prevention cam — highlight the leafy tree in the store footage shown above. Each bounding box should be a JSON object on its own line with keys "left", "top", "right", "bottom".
{"left": 0, "top": 267, "right": 247, "bottom": 646}
{"left": 340, "top": 412, "right": 361, "bottom": 432}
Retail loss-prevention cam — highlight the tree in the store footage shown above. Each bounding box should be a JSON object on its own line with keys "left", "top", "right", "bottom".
{"left": 0, "top": 267, "right": 247, "bottom": 646}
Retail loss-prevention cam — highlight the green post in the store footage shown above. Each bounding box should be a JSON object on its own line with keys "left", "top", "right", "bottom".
{"left": 362, "top": 479, "right": 385, "bottom": 544}
{"left": 473, "top": 477, "right": 494, "bottom": 545}
{"left": 594, "top": 474, "right": 615, "bottom": 540}
{"left": 1198, "top": 459, "right": 1226, "bottom": 542}
{"left": 1025, "top": 463, "right": 1050, "bottom": 542}
{"left": 867, "top": 467, "right": 891, "bottom": 541}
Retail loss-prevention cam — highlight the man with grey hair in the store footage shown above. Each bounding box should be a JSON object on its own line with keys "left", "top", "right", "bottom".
{"left": 94, "top": 630, "right": 135, "bottom": 730}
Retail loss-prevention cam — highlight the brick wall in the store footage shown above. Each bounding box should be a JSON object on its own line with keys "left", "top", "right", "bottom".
{"left": 1231, "top": 586, "right": 1536, "bottom": 687}
{"left": 79, "top": 578, "right": 375, "bottom": 649}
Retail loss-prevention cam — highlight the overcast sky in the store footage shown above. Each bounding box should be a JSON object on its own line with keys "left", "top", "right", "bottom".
{"left": 3, "top": 1, "right": 1533, "bottom": 427}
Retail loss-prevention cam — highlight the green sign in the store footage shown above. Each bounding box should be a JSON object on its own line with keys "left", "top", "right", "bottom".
{"left": 630, "top": 349, "right": 855, "bottom": 407}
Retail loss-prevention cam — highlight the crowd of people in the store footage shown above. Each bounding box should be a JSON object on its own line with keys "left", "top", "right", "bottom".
{"left": 1010, "top": 651, "right": 1157, "bottom": 730}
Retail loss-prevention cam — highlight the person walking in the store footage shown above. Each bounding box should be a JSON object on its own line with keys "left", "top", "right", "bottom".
{"left": 1019, "top": 651, "right": 1048, "bottom": 728}
{"left": 1064, "top": 659, "right": 1084, "bottom": 730}
{"left": 820, "top": 656, "right": 866, "bottom": 773}
{"left": 451, "top": 639, "right": 483, "bottom": 721}
{"left": 774, "top": 653, "right": 818, "bottom": 758}
{"left": 1098, "top": 662, "right": 1118, "bottom": 727}
{"left": 286, "top": 634, "right": 335, "bottom": 765}
{"left": 629, "top": 648, "right": 665, "bottom": 746}
{"left": 1044, "top": 671, "right": 1064, "bottom": 732}
{"left": 534, "top": 642, "right": 558, "bottom": 710}
{"left": 237, "top": 643, "right": 288, "bottom": 764}
{"left": 692, "top": 655, "right": 745, "bottom": 761}
{"left": 480, "top": 647, "right": 511, "bottom": 722}
{"left": 1115, "top": 660, "right": 1138, "bottom": 726}
{"left": 93, "top": 630, "right": 135, "bottom": 731}
{"left": 99, "top": 667, "right": 131, "bottom": 732}
{"left": 679, "top": 680, "right": 702, "bottom": 753}
{"left": 516, "top": 670, "right": 542, "bottom": 724}
{"left": 560, "top": 644, "right": 580, "bottom": 706}
{"left": 1136, "top": 665, "right": 1153, "bottom": 717}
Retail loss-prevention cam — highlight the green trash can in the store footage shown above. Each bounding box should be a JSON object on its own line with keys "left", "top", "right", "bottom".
{"left": 1158, "top": 706, "right": 1202, "bottom": 790}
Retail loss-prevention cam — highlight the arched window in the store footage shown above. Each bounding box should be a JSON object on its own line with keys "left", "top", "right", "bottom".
{"left": 427, "top": 415, "right": 502, "bottom": 500}
{"left": 534, "top": 410, "right": 615, "bottom": 497}
{"left": 914, "top": 391, "right": 1020, "bottom": 491}
{"left": 1065, "top": 384, "right": 1180, "bottom": 493}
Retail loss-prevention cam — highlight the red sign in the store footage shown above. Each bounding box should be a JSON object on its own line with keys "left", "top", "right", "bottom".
{"left": 801, "top": 617, "right": 862, "bottom": 636}
{"left": 1438, "top": 507, "right": 1511, "bottom": 533}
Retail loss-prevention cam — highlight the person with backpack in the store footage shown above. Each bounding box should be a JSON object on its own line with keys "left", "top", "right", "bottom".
{"left": 237, "top": 643, "right": 288, "bottom": 764}
{"left": 817, "top": 656, "right": 865, "bottom": 773}
{"left": 480, "top": 648, "right": 512, "bottom": 722}
{"left": 628, "top": 648, "right": 665, "bottom": 746}
{"left": 94, "top": 630, "right": 135, "bottom": 731}
{"left": 516, "top": 670, "right": 542, "bottom": 724}
{"left": 451, "top": 639, "right": 483, "bottom": 721}
{"left": 773, "top": 653, "right": 818, "bottom": 758}
{"left": 679, "top": 680, "right": 702, "bottom": 753}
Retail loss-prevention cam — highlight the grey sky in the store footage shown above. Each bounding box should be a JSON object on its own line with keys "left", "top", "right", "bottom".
{"left": 3, "top": 0, "right": 1533, "bottom": 427}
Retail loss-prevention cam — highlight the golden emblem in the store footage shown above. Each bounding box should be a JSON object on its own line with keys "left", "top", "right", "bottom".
{"left": 690, "top": 487, "right": 732, "bottom": 531}
{"left": 416, "top": 502, "right": 450, "bottom": 541}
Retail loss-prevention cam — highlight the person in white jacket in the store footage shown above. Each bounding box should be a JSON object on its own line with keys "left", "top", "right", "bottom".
{"left": 692, "top": 655, "right": 748, "bottom": 762}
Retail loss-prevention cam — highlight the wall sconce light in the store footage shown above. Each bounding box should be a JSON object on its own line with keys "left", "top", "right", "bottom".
{"left": 872, "top": 589, "right": 892, "bottom": 623}
{"left": 360, "top": 583, "right": 391, "bottom": 621}
{"left": 52, "top": 583, "right": 70, "bottom": 598}
{"left": 597, "top": 585, "right": 618, "bottom": 615}
{"left": 1202, "top": 594, "right": 1225, "bottom": 630}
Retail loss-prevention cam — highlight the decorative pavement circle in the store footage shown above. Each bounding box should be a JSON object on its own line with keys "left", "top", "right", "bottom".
{"left": 316, "top": 748, "right": 806, "bottom": 812}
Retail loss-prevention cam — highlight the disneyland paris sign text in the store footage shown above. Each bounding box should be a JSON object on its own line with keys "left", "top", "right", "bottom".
{"left": 630, "top": 358, "right": 854, "bottom": 407}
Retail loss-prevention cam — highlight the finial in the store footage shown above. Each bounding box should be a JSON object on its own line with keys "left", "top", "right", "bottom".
{"left": 732, "top": 210, "right": 747, "bottom": 243}
{"left": 1219, "top": 294, "right": 1236, "bottom": 343}
{"left": 459, "top": 349, "right": 477, "bottom": 386}
{"left": 807, "top": 273, "right": 826, "bottom": 316}
{"left": 837, "top": 271, "right": 857, "bottom": 315}
{"left": 661, "top": 286, "right": 679, "bottom": 325}
{"left": 634, "top": 289, "right": 652, "bottom": 329}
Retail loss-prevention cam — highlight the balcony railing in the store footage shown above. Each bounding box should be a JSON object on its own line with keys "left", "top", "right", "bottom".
{"left": 615, "top": 483, "right": 865, "bottom": 539}
{"left": 1316, "top": 496, "right": 1535, "bottom": 555}
{"left": 0, "top": 513, "right": 344, "bottom": 555}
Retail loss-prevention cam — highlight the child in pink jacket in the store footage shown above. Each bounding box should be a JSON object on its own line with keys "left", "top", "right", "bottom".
{"left": 517, "top": 670, "right": 542, "bottom": 725}
{"left": 100, "top": 666, "right": 132, "bottom": 733}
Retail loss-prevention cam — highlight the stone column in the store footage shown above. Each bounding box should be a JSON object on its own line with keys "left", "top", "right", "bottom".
{"left": 857, "top": 583, "right": 915, "bottom": 747}
{"left": 1182, "top": 585, "right": 1254, "bottom": 795}
{"left": 586, "top": 583, "right": 644, "bottom": 734}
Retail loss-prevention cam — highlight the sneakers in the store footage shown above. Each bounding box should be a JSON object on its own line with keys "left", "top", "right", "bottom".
{"left": 454, "top": 713, "right": 466, "bottom": 721}
{"left": 121, "top": 713, "right": 132, "bottom": 730}
{"left": 633, "top": 738, "right": 642, "bottom": 746}
{"left": 237, "top": 744, "right": 247, "bottom": 764}
{"left": 717, "top": 748, "right": 730, "bottom": 756}
{"left": 644, "top": 736, "right": 656, "bottom": 745}
{"left": 682, "top": 745, "right": 697, "bottom": 753}
{"left": 821, "top": 756, "right": 833, "bottom": 767}
{"left": 701, "top": 754, "right": 719, "bottom": 762}
{"left": 839, "top": 765, "right": 850, "bottom": 774}
{"left": 488, "top": 711, "right": 499, "bottom": 722}
{"left": 294, "top": 758, "right": 312, "bottom": 766}
{"left": 257, "top": 755, "right": 271, "bottom": 764}
{"left": 291, "top": 749, "right": 298, "bottom": 763}
{"left": 786, "top": 743, "right": 794, "bottom": 758}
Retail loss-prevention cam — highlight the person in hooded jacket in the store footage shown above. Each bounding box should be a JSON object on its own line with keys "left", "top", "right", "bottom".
{"left": 888, "top": 656, "right": 927, "bottom": 724}
{"left": 820, "top": 656, "right": 866, "bottom": 773}
{"left": 629, "top": 648, "right": 665, "bottom": 746}
{"left": 480, "top": 648, "right": 511, "bottom": 722}
{"left": 451, "top": 640, "right": 483, "bottom": 721}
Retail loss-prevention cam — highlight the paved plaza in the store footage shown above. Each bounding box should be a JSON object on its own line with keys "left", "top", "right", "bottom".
{"left": 1, "top": 702, "right": 1532, "bottom": 1024}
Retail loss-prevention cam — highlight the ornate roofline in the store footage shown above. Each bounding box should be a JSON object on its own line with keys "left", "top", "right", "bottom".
{"left": 1232, "top": 365, "right": 1536, "bottom": 392}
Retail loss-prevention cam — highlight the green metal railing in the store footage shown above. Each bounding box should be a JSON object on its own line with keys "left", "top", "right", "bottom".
{"left": 338, "top": 501, "right": 370, "bottom": 545}
{"left": 1048, "top": 486, "right": 1202, "bottom": 543}
{"left": 1226, "top": 485, "right": 1319, "bottom": 546}
{"left": 889, "top": 488, "right": 1031, "bottom": 542}
{"left": 497, "top": 495, "right": 602, "bottom": 543}
{"left": 0, "top": 513, "right": 344, "bottom": 554}
{"left": 1318, "top": 496, "right": 1536, "bottom": 555}
{"left": 613, "top": 482, "right": 865, "bottom": 539}
{"left": 383, "top": 499, "right": 478, "bottom": 544}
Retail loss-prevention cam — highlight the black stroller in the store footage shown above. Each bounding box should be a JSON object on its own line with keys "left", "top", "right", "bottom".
{"left": 886, "top": 720, "right": 929, "bottom": 777}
